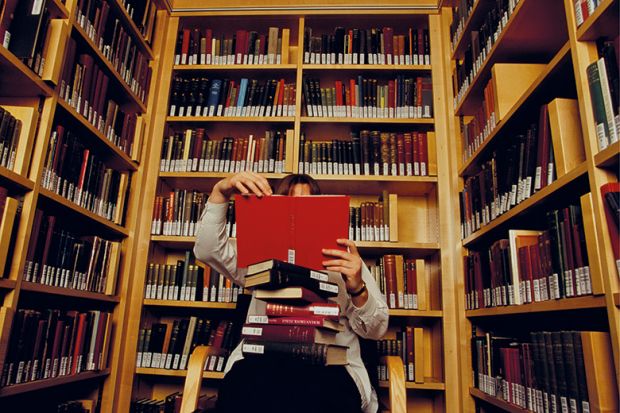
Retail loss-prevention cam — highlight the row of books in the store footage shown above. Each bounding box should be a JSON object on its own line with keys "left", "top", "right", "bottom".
{"left": 574, "top": 0, "right": 607, "bottom": 27}
{"left": 376, "top": 327, "right": 423, "bottom": 382}
{"left": 0, "top": 186, "right": 19, "bottom": 278}
{"left": 242, "top": 259, "right": 347, "bottom": 366}
{"left": 349, "top": 200, "right": 395, "bottom": 242}
{"left": 0, "top": 0, "right": 52, "bottom": 76}
{"left": 449, "top": 0, "right": 474, "bottom": 51}
{"left": 145, "top": 256, "right": 242, "bottom": 303}
{"left": 369, "top": 256, "right": 426, "bottom": 310}
{"left": 136, "top": 318, "right": 237, "bottom": 371}
{"left": 168, "top": 75, "right": 296, "bottom": 118}
{"left": 60, "top": 38, "right": 140, "bottom": 157}
{"left": 453, "top": 0, "right": 518, "bottom": 107}
{"left": 175, "top": 26, "right": 290, "bottom": 66}
{"left": 459, "top": 105, "right": 556, "bottom": 239}
{"left": 23, "top": 209, "right": 120, "bottom": 294}
{"left": 1, "top": 309, "right": 112, "bottom": 387}
{"left": 151, "top": 190, "right": 207, "bottom": 237}
{"left": 464, "top": 206, "right": 591, "bottom": 310}
{"left": 42, "top": 124, "right": 130, "bottom": 224}
{"left": 298, "top": 131, "right": 431, "bottom": 177}
{"left": 472, "top": 330, "right": 616, "bottom": 413}
{"left": 303, "top": 26, "right": 431, "bottom": 66}
{"left": 120, "top": 0, "right": 158, "bottom": 43}
{"left": 131, "top": 392, "right": 215, "bottom": 413}
{"left": 302, "top": 76, "right": 433, "bottom": 119}
{"left": 57, "top": 400, "right": 95, "bottom": 413}
{"left": 600, "top": 182, "right": 620, "bottom": 277}
{"left": 75, "top": 0, "right": 153, "bottom": 102}
{"left": 0, "top": 106, "right": 21, "bottom": 171}
{"left": 460, "top": 79, "right": 497, "bottom": 162}
{"left": 586, "top": 38, "right": 619, "bottom": 151}
{"left": 159, "top": 129, "right": 288, "bottom": 173}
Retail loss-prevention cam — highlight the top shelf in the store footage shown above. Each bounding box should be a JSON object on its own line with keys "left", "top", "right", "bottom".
{"left": 576, "top": 0, "right": 619, "bottom": 41}
{"left": 0, "top": 47, "right": 54, "bottom": 98}
{"left": 451, "top": 0, "right": 495, "bottom": 60}
{"left": 454, "top": 0, "right": 568, "bottom": 115}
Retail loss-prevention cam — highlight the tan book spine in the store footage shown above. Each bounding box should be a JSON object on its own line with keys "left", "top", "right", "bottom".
{"left": 416, "top": 259, "right": 427, "bottom": 310}
{"left": 0, "top": 197, "right": 18, "bottom": 277}
{"left": 414, "top": 327, "right": 425, "bottom": 383}
{"left": 548, "top": 98, "right": 585, "bottom": 177}
{"left": 581, "top": 331, "right": 619, "bottom": 413}
{"left": 280, "top": 28, "right": 290, "bottom": 64}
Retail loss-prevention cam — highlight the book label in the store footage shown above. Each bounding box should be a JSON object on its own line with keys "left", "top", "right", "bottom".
{"left": 242, "top": 343, "right": 265, "bottom": 354}
{"left": 248, "top": 316, "right": 268, "bottom": 324}
{"left": 310, "top": 271, "right": 329, "bottom": 282}
{"left": 242, "top": 327, "right": 263, "bottom": 336}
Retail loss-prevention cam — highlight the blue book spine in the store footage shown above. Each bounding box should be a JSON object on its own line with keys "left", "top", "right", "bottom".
{"left": 207, "top": 79, "right": 222, "bottom": 116}
{"left": 236, "top": 78, "right": 249, "bottom": 116}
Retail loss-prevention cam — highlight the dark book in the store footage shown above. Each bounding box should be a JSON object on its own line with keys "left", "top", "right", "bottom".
{"left": 242, "top": 340, "right": 347, "bottom": 365}
{"left": 242, "top": 323, "right": 338, "bottom": 344}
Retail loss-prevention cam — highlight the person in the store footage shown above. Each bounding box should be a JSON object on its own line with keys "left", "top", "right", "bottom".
{"left": 193, "top": 171, "right": 389, "bottom": 413}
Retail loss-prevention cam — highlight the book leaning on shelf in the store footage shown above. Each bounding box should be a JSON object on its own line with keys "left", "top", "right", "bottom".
{"left": 59, "top": 37, "right": 140, "bottom": 156}
{"left": 22, "top": 209, "right": 121, "bottom": 294}
{"left": 303, "top": 25, "right": 430, "bottom": 66}
{"left": 74, "top": 0, "right": 152, "bottom": 102}
{"left": 302, "top": 75, "right": 432, "bottom": 119}
{"left": 168, "top": 75, "right": 296, "bottom": 118}
{"left": 0, "top": 185, "right": 20, "bottom": 278}
{"left": 175, "top": 26, "right": 290, "bottom": 66}
{"left": 298, "top": 131, "right": 431, "bottom": 177}
{"left": 1, "top": 309, "right": 112, "bottom": 387}
{"left": 42, "top": 124, "right": 130, "bottom": 224}
{"left": 160, "top": 128, "right": 288, "bottom": 173}
{"left": 241, "top": 259, "right": 348, "bottom": 366}
{"left": 136, "top": 318, "right": 237, "bottom": 372}
{"left": 472, "top": 329, "right": 618, "bottom": 413}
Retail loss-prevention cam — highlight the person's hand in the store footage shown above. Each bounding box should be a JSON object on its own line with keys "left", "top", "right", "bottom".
{"left": 322, "top": 239, "right": 364, "bottom": 294}
{"left": 210, "top": 172, "right": 272, "bottom": 203}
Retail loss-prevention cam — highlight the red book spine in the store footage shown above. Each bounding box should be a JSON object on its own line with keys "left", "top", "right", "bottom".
{"left": 406, "top": 326, "right": 414, "bottom": 381}
{"left": 211, "top": 321, "right": 228, "bottom": 348}
{"left": 265, "top": 303, "right": 340, "bottom": 319}
{"left": 181, "top": 29, "right": 191, "bottom": 64}
{"left": 205, "top": 29, "right": 213, "bottom": 57}
{"left": 242, "top": 324, "right": 318, "bottom": 343}
{"left": 412, "top": 132, "right": 419, "bottom": 175}
{"left": 70, "top": 313, "right": 88, "bottom": 375}
{"left": 250, "top": 316, "right": 334, "bottom": 327}
{"left": 419, "top": 132, "right": 427, "bottom": 176}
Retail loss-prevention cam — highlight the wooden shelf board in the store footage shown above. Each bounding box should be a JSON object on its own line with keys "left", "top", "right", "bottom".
{"left": 158, "top": 172, "right": 288, "bottom": 193}
{"left": 614, "top": 292, "right": 620, "bottom": 308}
{"left": 458, "top": 42, "right": 572, "bottom": 177}
{"left": 174, "top": 64, "right": 297, "bottom": 71}
{"left": 462, "top": 162, "right": 588, "bottom": 247}
{"left": 107, "top": 0, "right": 154, "bottom": 58}
{"left": 143, "top": 299, "right": 237, "bottom": 309}
{"left": 159, "top": 172, "right": 287, "bottom": 179}
{"left": 302, "top": 64, "right": 432, "bottom": 71}
{"left": 451, "top": 0, "right": 493, "bottom": 60}
{"left": 71, "top": 22, "right": 147, "bottom": 112}
{"left": 167, "top": 116, "right": 295, "bottom": 122}
{"left": 300, "top": 117, "right": 434, "bottom": 124}
{"left": 379, "top": 378, "right": 445, "bottom": 391}
{"left": 356, "top": 241, "right": 440, "bottom": 256}
{"left": 576, "top": 0, "right": 619, "bottom": 41}
{"left": 594, "top": 140, "right": 620, "bottom": 169}
{"left": 454, "top": 0, "right": 568, "bottom": 115}
{"left": 135, "top": 368, "right": 225, "bottom": 380}
{"left": 466, "top": 295, "right": 607, "bottom": 317}
{"left": 38, "top": 187, "right": 129, "bottom": 237}
{"left": 388, "top": 309, "right": 443, "bottom": 318}
{"left": 0, "top": 279, "right": 16, "bottom": 290}
{"left": 0, "top": 47, "right": 54, "bottom": 97}
{"left": 20, "top": 282, "right": 120, "bottom": 303}
{"left": 470, "top": 387, "right": 529, "bottom": 413}
{"left": 0, "top": 370, "right": 110, "bottom": 398}
{"left": 0, "top": 166, "right": 35, "bottom": 191}
{"left": 313, "top": 175, "right": 437, "bottom": 196}
{"left": 56, "top": 99, "right": 138, "bottom": 171}
{"left": 49, "top": 0, "right": 70, "bottom": 18}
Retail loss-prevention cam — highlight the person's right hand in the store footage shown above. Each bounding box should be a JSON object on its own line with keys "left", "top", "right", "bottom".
{"left": 210, "top": 171, "right": 273, "bottom": 203}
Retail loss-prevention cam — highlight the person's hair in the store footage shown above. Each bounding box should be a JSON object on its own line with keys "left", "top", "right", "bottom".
{"left": 274, "top": 174, "right": 321, "bottom": 195}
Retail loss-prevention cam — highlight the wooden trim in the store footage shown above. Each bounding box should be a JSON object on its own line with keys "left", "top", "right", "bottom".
{"left": 469, "top": 387, "right": 530, "bottom": 413}
{"left": 173, "top": 64, "right": 297, "bottom": 71}
{"left": 0, "top": 166, "right": 35, "bottom": 191}
{"left": 167, "top": 116, "right": 295, "bottom": 122}
{"left": 0, "top": 279, "right": 16, "bottom": 290}
{"left": 20, "top": 282, "right": 121, "bottom": 303}
{"left": 135, "top": 367, "right": 225, "bottom": 379}
{"left": 0, "top": 370, "right": 110, "bottom": 398}
{"left": 614, "top": 293, "right": 620, "bottom": 308}
{"left": 388, "top": 309, "right": 443, "bottom": 317}
{"left": 462, "top": 162, "right": 589, "bottom": 246}
{"left": 300, "top": 117, "right": 435, "bottom": 124}
{"left": 143, "top": 299, "right": 237, "bottom": 309}
{"left": 159, "top": 172, "right": 288, "bottom": 179}
{"left": 38, "top": 187, "right": 129, "bottom": 236}
{"left": 379, "top": 378, "right": 446, "bottom": 391}
{"left": 466, "top": 295, "right": 607, "bottom": 317}
{"left": 302, "top": 64, "right": 432, "bottom": 70}
{"left": 594, "top": 140, "right": 620, "bottom": 169}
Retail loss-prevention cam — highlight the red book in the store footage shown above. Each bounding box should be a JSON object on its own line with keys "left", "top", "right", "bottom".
{"left": 235, "top": 30, "right": 246, "bottom": 64}
{"left": 600, "top": 183, "right": 620, "bottom": 267}
{"left": 235, "top": 195, "right": 349, "bottom": 270}
{"left": 383, "top": 27, "right": 394, "bottom": 64}
{"left": 181, "top": 29, "right": 191, "bottom": 64}
{"left": 406, "top": 326, "right": 414, "bottom": 381}
{"left": 265, "top": 302, "right": 340, "bottom": 319}
{"left": 349, "top": 78, "right": 357, "bottom": 109}
{"left": 246, "top": 315, "right": 343, "bottom": 331}
{"left": 211, "top": 320, "right": 228, "bottom": 348}
{"left": 412, "top": 132, "right": 419, "bottom": 175}
{"left": 205, "top": 29, "right": 213, "bottom": 58}
{"left": 71, "top": 313, "right": 88, "bottom": 375}
{"left": 241, "top": 324, "right": 337, "bottom": 344}
{"left": 419, "top": 132, "right": 428, "bottom": 176}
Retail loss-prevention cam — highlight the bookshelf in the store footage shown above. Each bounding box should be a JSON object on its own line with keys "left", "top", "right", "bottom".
{"left": 447, "top": 0, "right": 620, "bottom": 411}
{"left": 0, "top": 0, "right": 161, "bottom": 411}
{"left": 113, "top": 6, "right": 462, "bottom": 413}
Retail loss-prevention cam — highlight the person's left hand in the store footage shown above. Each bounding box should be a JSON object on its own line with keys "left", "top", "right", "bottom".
{"left": 322, "top": 239, "right": 364, "bottom": 294}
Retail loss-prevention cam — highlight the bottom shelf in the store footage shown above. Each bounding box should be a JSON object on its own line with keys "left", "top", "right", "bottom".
{"left": 135, "top": 367, "right": 225, "bottom": 380}
{"left": 379, "top": 377, "right": 445, "bottom": 391}
{"left": 0, "top": 369, "right": 110, "bottom": 398}
{"left": 470, "top": 387, "right": 529, "bottom": 413}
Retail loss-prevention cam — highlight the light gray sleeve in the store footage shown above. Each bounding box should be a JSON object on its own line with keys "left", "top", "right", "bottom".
{"left": 344, "top": 263, "right": 389, "bottom": 340}
{"left": 193, "top": 201, "right": 246, "bottom": 287}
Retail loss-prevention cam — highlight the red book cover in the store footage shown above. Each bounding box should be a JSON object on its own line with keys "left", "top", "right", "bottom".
{"left": 349, "top": 79, "right": 357, "bottom": 108}
{"left": 383, "top": 27, "right": 394, "bottom": 63}
{"left": 419, "top": 132, "right": 428, "bottom": 176}
{"left": 247, "top": 315, "right": 340, "bottom": 328}
{"left": 241, "top": 324, "right": 335, "bottom": 344}
{"left": 412, "top": 131, "right": 419, "bottom": 175}
{"left": 235, "top": 195, "right": 349, "bottom": 270}
{"left": 335, "top": 81, "right": 343, "bottom": 108}
{"left": 181, "top": 29, "right": 191, "bottom": 62}
{"left": 211, "top": 320, "right": 228, "bottom": 348}
{"left": 205, "top": 29, "right": 213, "bottom": 56}
{"left": 265, "top": 302, "right": 340, "bottom": 319}
{"left": 235, "top": 30, "right": 246, "bottom": 64}
{"left": 406, "top": 326, "right": 414, "bottom": 381}
{"left": 600, "top": 183, "right": 620, "bottom": 262}
{"left": 70, "top": 313, "right": 88, "bottom": 375}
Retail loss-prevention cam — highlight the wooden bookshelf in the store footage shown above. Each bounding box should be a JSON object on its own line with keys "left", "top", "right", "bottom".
{"left": 466, "top": 295, "right": 607, "bottom": 317}
{"left": 462, "top": 162, "right": 589, "bottom": 247}
{"left": 458, "top": 42, "right": 572, "bottom": 177}
{"left": 0, "top": 279, "right": 16, "bottom": 290}
{"left": 135, "top": 368, "right": 225, "bottom": 380}
{"left": 167, "top": 116, "right": 295, "bottom": 123}
{"left": 388, "top": 309, "right": 443, "bottom": 318}
{"left": 454, "top": 0, "right": 568, "bottom": 115}
{"left": 174, "top": 64, "right": 297, "bottom": 71}
{"left": 48, "top": 0, "right": 71, "bottom": 18}
{"left": 55, "top": 99, "right": 139, "bottom": 171}
{"left": 300, "top": 116, "right": 435, "bottom": 124}
{"left": 0, "top": 166, "right": 35, "bottom": 191}
{"left": 0, "top": 46, "right": 55, "bottom": 98}
{"left": 576, "top": 0, "right": 619, "bottom": 41}
{"left": 303, "top": 64, "right": 432, "bottom": 70}
{"left": 20, "top": 282, "right": 121, "bottom": 303}
{"left": 356, "top": 241, "right": 440, "bottom": 255}
{"left": 379, "top": 379, "right": 446, "bottom": 391}
{"left": 594, "top": 140, "right": 620, "bottom": 169}
{"left": 469, "top": 388, "right": 529, "bottom": 413}
{"left": 0, "top": 370, "right": 111, "bottom": 398}
{"left": 614, "top": 292, "right": 620, "bottom": 308}
{"left": 143, "top": 300, "right": 237, "bottom": 310}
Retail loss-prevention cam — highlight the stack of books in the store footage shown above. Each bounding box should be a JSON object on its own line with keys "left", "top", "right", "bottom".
{"left": 240, "top": 259, "right": 348, "bottom": 366}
